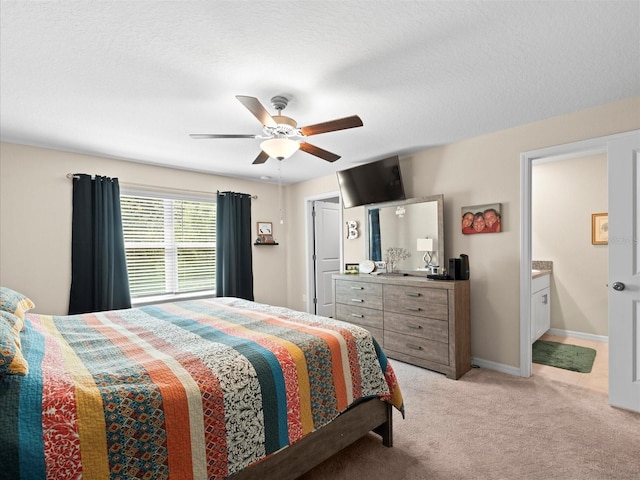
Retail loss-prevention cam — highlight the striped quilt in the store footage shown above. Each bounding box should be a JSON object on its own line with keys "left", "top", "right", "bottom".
{"left": 0, "top": 297, "right": 403, "bottom": 480}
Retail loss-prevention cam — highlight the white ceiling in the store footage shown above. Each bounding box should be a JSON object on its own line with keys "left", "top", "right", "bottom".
{"left": 1, "top": 1, "right": 639, "bottom": 185}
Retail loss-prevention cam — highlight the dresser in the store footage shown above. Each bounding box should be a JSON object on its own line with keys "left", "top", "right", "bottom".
{"left": 333, "top": 274, "right": 471, "bottom": 379}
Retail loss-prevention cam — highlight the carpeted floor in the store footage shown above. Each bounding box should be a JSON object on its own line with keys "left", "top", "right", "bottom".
{"left": 299, "top": 361, "right": 640, "bottom": 480}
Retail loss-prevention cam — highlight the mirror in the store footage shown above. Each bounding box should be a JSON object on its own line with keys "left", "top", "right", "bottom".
{"left": 365, "top": 194, "right": 444, "bottom": 274}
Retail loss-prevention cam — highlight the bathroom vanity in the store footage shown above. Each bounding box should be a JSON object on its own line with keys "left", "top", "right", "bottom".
{"left": 531, "top": 269, "right": 551, "bottom": 342}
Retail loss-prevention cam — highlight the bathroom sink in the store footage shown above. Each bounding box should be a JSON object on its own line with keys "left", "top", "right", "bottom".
{"left": 532, "top": 269, "right": 551, "bottom": 278}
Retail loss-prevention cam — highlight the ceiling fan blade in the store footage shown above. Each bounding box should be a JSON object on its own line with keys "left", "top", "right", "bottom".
{"left": 299, "top": 142, "right": 341, "bottom": 162}
{"left": 253, "top": 150, "right": 270, "bottom": 164}
{"left": 189, "top": 134, "right": 258, "bottom": 139}
{"left": 236, "top": 95, "right": 277, "bottom": 127}
{"left": 299, "top": 115, "right": 363, "bottom": 136}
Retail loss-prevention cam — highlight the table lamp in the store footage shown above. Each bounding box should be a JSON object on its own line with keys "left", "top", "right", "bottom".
{"left": 416, "top": 238, "right": 434, "bottom": 267}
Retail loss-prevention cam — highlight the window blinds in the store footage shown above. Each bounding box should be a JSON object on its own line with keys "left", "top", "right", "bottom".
{"left": 120, "top": 194, "right": 216, "bottom": 298}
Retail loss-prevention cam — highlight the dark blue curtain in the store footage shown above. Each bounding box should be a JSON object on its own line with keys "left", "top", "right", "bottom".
{"left": 370, "top": 208, "right": 382, "bottom": 261}
{"left": 216, "top": 191, "right": 254, "bottom": 300}
{"left": 69, "top": 174, "right": 131, "bottom": 314}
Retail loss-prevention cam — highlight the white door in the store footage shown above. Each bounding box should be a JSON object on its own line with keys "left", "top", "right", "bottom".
{"left": 313, "top": 200, "right": 340, "bottom": 317}
{"left": 608, "top": 130, "right": 640, "bottom": 413}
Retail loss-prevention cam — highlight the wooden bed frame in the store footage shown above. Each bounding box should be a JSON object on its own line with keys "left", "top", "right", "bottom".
{"left": 230, "top": 398, "right": 393, "bottom": 480}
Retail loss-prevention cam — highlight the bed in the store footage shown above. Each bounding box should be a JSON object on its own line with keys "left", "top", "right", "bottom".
{"left": 0, "top": 289, "right": 404, "bottom": 480}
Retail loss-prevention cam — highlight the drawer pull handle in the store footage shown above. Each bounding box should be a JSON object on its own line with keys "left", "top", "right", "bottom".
{"left": 350, "top": 313, "right": 364, "bottom": 318}
{"left": 405, "top": 307, "right": 422, "bottom": 312}
{"left": 350, "top": 286, "right": 364, "bottom": 290}
{"left": 407, "top": 344, "right": 423, "bottom": 351}
{"left": 405, "top": 292, "right": 421, "bottom": 297}
{"left": 407, "top": 323, "right": 422, "bottom": 330}
{"left": 351, "top": 298, "right": 364, "bottom": 303}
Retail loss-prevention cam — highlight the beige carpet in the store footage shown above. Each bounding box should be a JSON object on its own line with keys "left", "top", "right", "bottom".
{"left": 300, "top": 361, "right": 640, "bottom": 480}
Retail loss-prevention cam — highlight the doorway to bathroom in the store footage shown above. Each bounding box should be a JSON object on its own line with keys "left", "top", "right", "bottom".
{"left": 531, "top": 153, "right": 609, "bottom": 394}
{"left": 521, "top": 130, "right": 640, "bottom": 412}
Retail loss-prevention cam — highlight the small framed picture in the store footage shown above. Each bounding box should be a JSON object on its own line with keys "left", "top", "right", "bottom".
{"left": 257, "top": 221, "right": 272, "bottom": 236}
{"left": 592, "top": 213, "right": 608, "bottom": 245}
{"left": 345, "top": 263, "right": 359, "bottom": 274}
{"left": 461, "top": 203, "right": 502, "bottom": 234}
{"left": 262, "top": 235, "right": 274, "bottom": 244}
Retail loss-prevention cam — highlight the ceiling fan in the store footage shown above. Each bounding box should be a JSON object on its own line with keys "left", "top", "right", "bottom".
{"left": 190, "top": 95, "right": 363, "bottom": 164}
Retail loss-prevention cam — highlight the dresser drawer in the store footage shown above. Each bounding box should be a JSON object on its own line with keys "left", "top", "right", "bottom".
{"left": 335, "top": 280, "right": 383, "bottom": 309}
{"left": 335, "top": 304, "right": 384, "bottom": 330}
{"left": 384, "top": 330, "right": 449, "bottom": 365}
{"left": 384, "top": 311, "right": 448, "bottom": 343}
{"left": 383, "top": 285, "right": 448, "bottom": 321}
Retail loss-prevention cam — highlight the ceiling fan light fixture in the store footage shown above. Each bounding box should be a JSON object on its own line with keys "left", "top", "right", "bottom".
{"left": 261, "top": 138, "right": 299, "bottom": 160}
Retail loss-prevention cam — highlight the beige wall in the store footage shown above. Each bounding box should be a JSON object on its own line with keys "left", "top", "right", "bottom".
{"left": 286, "top": 96, "right": 640, "bottom": 369}
{"left": 0, "top": 143, "right": 287, "bottom": 314}
{"left": 533, "top": 154, "right": 608, "bottom": 336}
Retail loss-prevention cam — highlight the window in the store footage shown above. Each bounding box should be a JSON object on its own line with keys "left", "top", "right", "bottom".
{"left": 120, "top": 193, "right": 216, "bottom": 299}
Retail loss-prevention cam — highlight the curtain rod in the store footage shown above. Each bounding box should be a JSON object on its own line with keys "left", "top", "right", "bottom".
{"left": 66, "top": 174, "right": 257, "bottom": 199}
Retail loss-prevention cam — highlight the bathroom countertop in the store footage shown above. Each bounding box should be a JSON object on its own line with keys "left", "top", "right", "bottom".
{"left": 532, "top": 269, "right": 552, "bottom": 279}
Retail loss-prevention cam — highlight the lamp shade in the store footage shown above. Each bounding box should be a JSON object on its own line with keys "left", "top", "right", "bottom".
{"left": 416, "top": 238, "right": 433, "bottom": 252}
{"left": 260, "top": 138, "right": 299, "bottom": 160}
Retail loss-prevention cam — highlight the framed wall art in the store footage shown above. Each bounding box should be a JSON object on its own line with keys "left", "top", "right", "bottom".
{"left": 257, "top": 222, "right": 272, "bottom": 236}
{"left": 591, "top": 213, "right": 608, "bottom": 245}
{"left": 461, "top": 203, "right": 502, "bottom": 234}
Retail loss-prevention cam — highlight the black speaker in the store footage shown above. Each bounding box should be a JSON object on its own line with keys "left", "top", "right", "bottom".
{"left": 460, "top": 254, "right": 469, "bottom": 279}
{"left": 448, "top": 255, "right": 469, "bottom": 280}
{"left": 448, "top": 258, "right": 459, "bottom": 279}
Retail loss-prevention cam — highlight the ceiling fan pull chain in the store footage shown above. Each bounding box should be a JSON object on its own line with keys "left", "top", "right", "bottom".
{"left": 278, "top": 162, "right": 285, "bottom": 225}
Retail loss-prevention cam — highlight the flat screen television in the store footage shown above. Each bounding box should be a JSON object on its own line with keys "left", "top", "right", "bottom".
{"left": 336, "top": 155, "right": 406, "bottom": 208}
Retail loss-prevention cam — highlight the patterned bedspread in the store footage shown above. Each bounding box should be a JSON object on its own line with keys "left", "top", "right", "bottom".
{"left": 0, "top": 297, "right": 403, "bottom": 479}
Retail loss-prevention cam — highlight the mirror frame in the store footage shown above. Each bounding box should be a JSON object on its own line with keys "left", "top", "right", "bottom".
{"left": 364, "top": 194, "right": 445, "bottom": 274}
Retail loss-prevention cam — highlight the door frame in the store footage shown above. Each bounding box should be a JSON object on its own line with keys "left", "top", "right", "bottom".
{"left": 520, "top": 131, "right": 634, "bottom": 377}
{"left": 304, "top": 191, "right": 343, "bottom": 314}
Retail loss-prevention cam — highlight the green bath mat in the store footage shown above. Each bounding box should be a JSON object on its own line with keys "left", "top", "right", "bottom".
{"left": 532, "top": 340, "right": 597, "bottom": 373}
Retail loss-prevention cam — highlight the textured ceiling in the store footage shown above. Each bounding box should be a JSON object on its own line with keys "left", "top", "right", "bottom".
{"left": 1, "top": 1, "right": 639, "bottom": 184}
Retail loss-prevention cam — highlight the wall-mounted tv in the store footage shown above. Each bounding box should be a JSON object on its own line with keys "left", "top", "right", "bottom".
{"left": 336, "top": 155, "right": 406, "bottom": 209}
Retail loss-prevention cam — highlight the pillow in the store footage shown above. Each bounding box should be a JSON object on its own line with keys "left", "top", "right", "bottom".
{"left": 0, "top": 286, "right": 35, "bottom": 322}
{"left": 1, "top": 310, "right": 24, "bottom": 349}
{"left": 0, "top": 310, "right": 29, "bottom": 376}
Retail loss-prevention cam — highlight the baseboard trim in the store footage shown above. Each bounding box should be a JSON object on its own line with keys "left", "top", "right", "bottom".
{"left": 471, "top": 357, "right": 521, "bottom": 377}
{"left": 547, "top": 328, "right": 608, "bottom": 343}
{"left": 467, "top": 329, "right": 608, "bottom": 378}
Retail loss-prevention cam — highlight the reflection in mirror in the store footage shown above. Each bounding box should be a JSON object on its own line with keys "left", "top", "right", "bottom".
{"left": 365, "top": 195, "right": 444, "bottom": 274}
